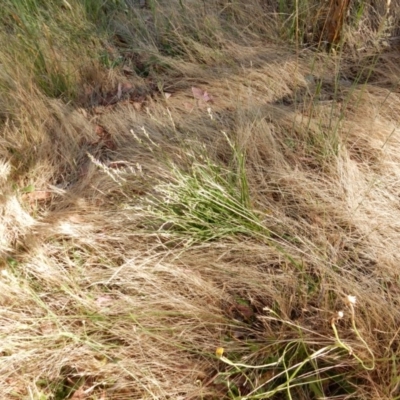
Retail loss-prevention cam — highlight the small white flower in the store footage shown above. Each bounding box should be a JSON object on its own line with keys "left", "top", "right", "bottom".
{"left": 1, "top": 269, "right": 9, "bottom": 277}
{"left": 337, "top": 311, "right": 344, "bottom": 319}
{"left": 347, "top": 295, "right": 357, "bottom": 305}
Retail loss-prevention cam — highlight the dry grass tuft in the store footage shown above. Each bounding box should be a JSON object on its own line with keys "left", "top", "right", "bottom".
{"left": 1, "top": 1, "right": 400, "bottom": 399}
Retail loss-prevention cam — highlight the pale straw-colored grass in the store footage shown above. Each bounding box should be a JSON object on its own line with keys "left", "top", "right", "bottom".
{"left": 1, "top": 1, "right": 400, "bottom": 399}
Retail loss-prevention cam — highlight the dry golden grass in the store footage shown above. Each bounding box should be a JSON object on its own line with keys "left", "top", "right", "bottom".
{"left": 1, "top": 1, "right": 400, "bottom": 399}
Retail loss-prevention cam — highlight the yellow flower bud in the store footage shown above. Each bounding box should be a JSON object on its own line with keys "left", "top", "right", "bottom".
{"left": 215, "top": 347, "right": 224, "bottom": 358}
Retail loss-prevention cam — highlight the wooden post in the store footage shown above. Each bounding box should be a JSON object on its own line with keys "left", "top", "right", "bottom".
{"left": 323, "top": 0, "right": 351, "bottom": 46}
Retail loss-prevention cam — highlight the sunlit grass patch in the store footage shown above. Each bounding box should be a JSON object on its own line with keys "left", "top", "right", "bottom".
{"left": 146, "top": 145, "right": 267, "bottom": 245}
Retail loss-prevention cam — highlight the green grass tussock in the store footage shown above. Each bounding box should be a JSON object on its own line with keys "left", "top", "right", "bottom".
{"left": 1, "top": 0, "right": 400, "bottom": 399}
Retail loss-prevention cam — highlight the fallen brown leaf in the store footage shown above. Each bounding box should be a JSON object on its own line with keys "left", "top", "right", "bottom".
{"left": 235, "top": 304, "right": 254, "bottom": 320}
{"left": 191, "top": 86, "right": 204, "bottom": 99}
{"left": 202, "top": 91, "right": 213, "bottom": 102}
{"left": 191, "top": 86, "right": 214, "bottom": 103}
{"left": 95, "top": 125, "right": 105, "bottom": 136}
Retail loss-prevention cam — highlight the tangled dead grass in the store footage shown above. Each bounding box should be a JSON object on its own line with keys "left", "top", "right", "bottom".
{"left": 1, "top": 0, "right": 400, "bottom": 399}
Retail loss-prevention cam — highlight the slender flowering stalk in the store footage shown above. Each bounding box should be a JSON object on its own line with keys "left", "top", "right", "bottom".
{"left": 331, "top": 296, "right": 375, "bottom": 370}
{"left": 216, "top": 347, "right": 283, "bottom": 369}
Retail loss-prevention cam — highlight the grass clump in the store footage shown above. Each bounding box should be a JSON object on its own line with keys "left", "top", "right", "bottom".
{"left": 146, "top": 140, "right": 267, "bottom": 245}
{"left": 2, "top": 1, "right": 86, "bottom": 100}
